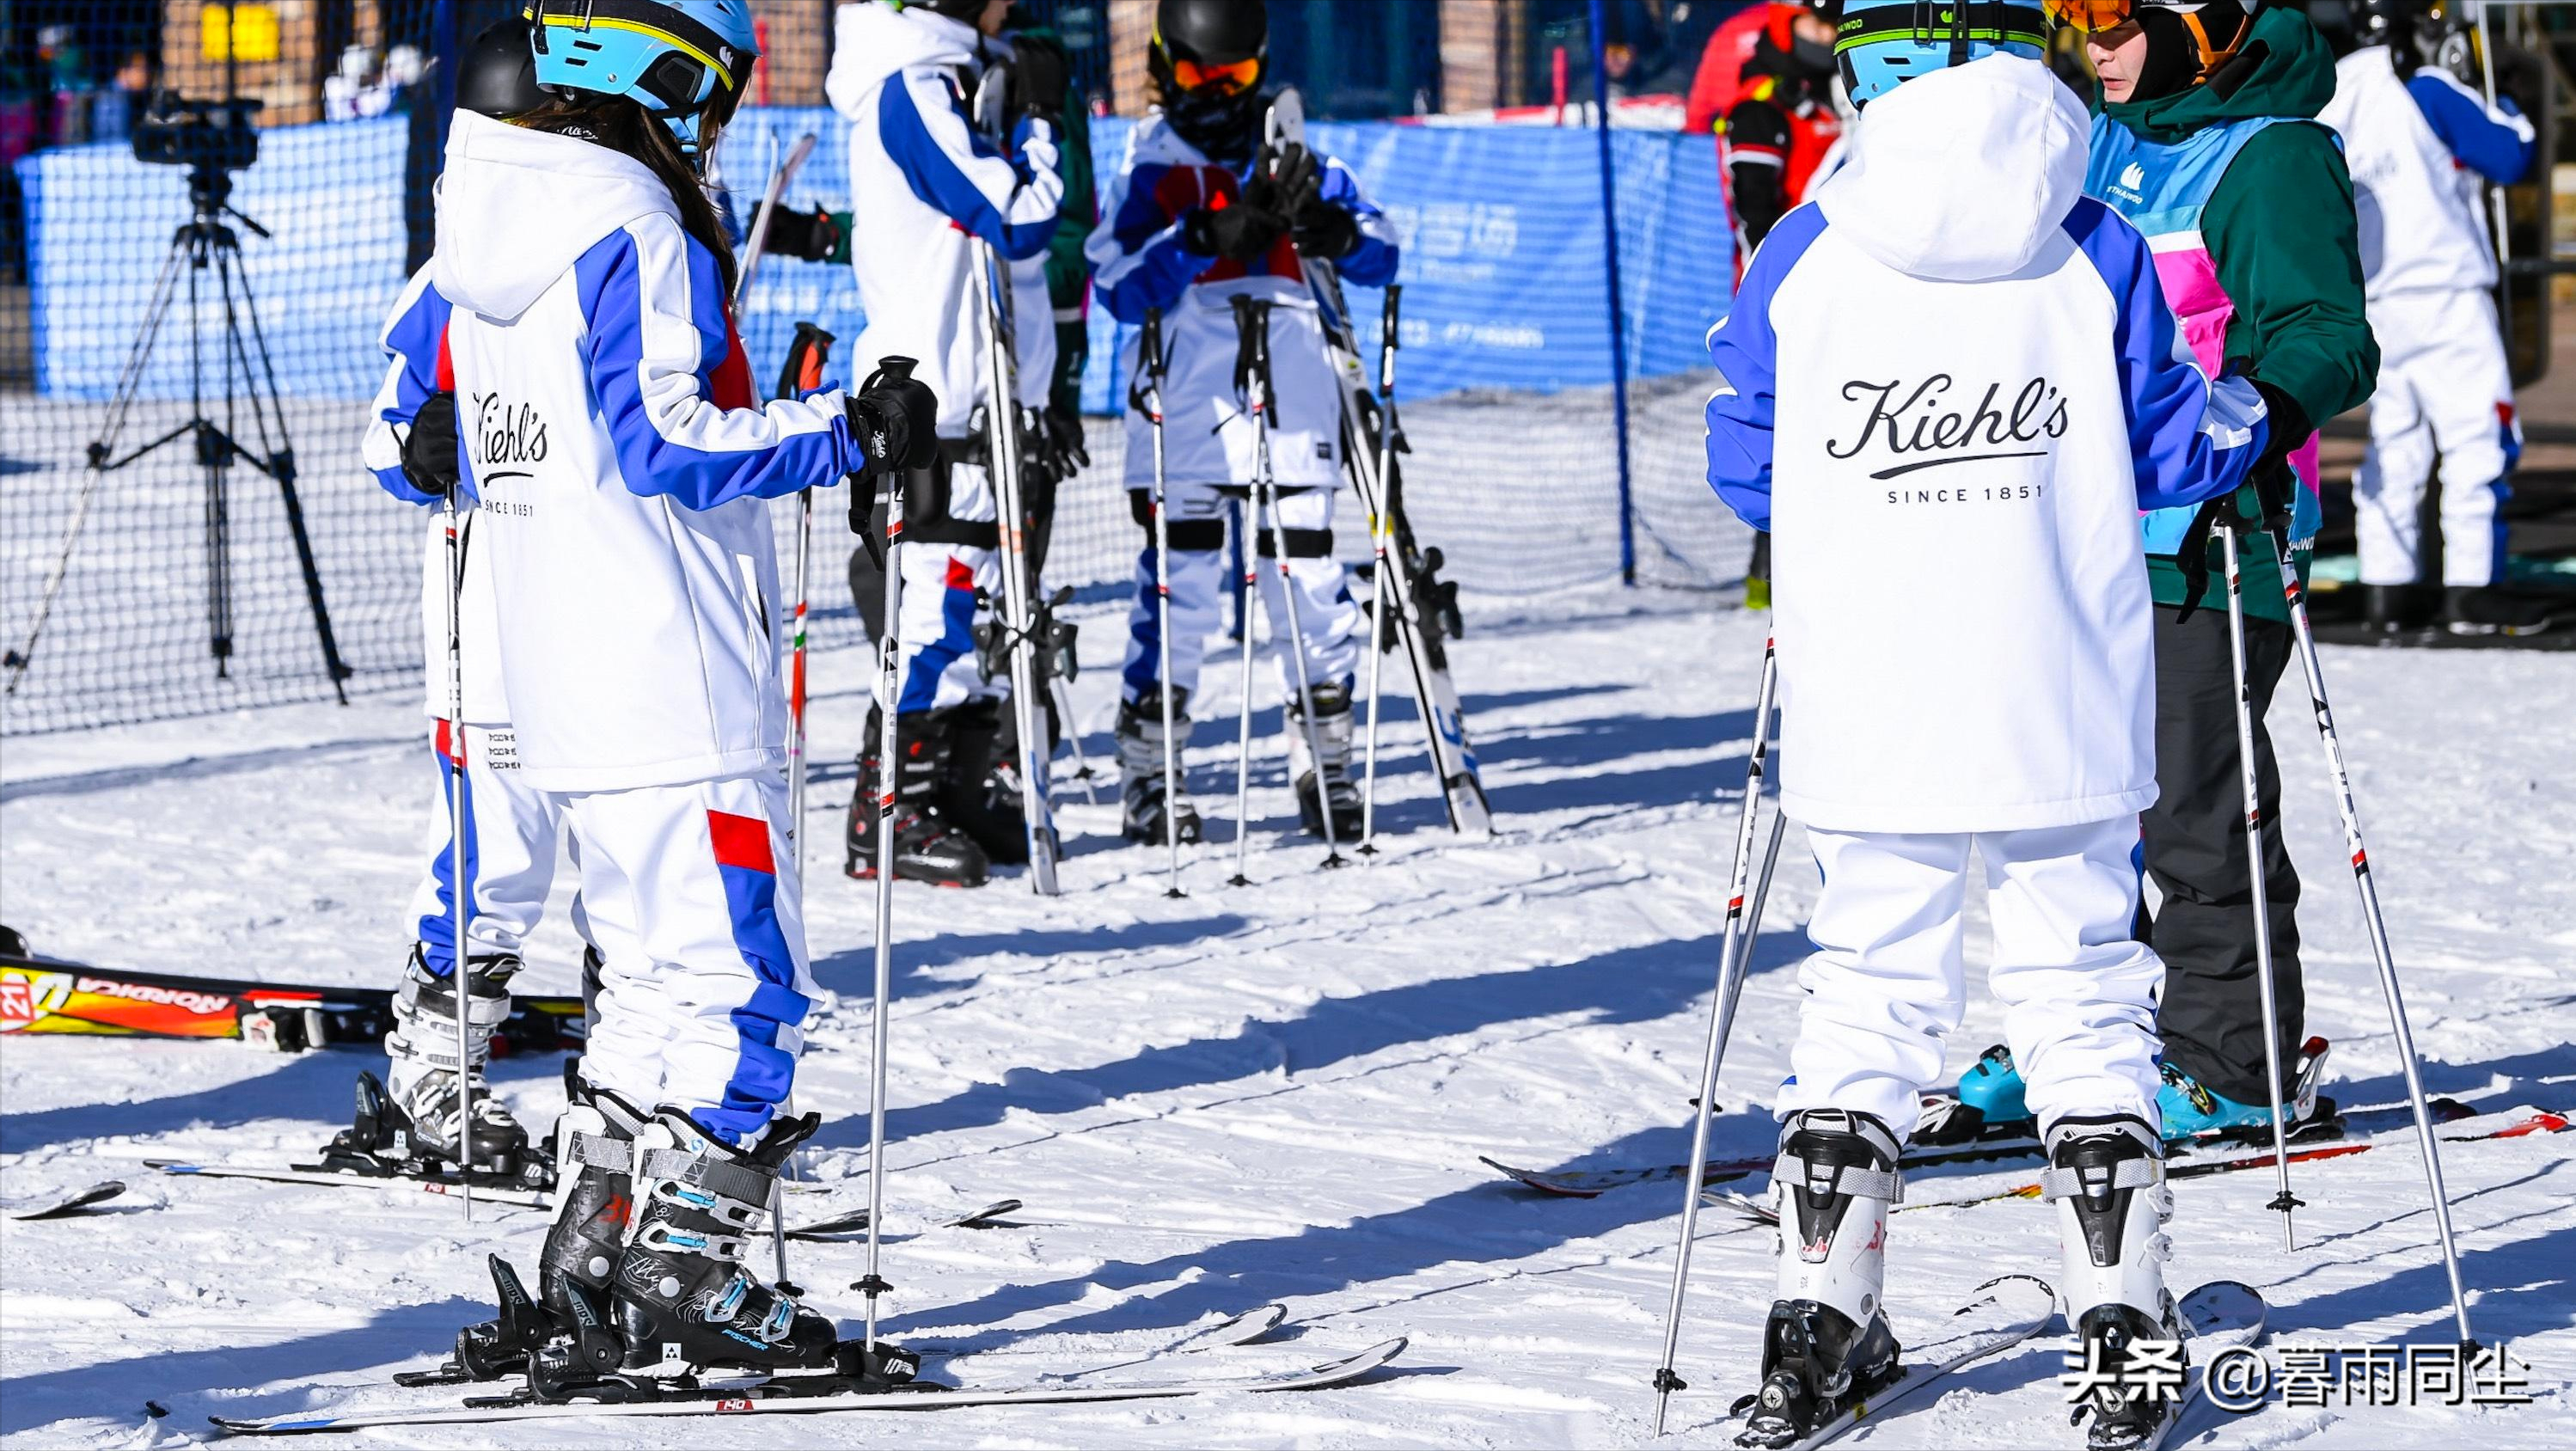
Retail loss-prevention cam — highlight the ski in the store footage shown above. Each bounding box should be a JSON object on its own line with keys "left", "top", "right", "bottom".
{"left": 733, "top": 131, "right": 817, "bottom": 302}
{"left": 5, "top": 1179, "right": 125, "bottom": 1220}
{"left": 208, "top": 1336, "right": 1408, "bottom": 1435}
{"left": 0, "top": 951, "right": 582, "bottom": 1055}
{"left": 1483, "top": 1119, "right": 2051, "bottom": 1198}
{"left": 1716, "top": 1107, "right": 2567, "bottom": 1222}
{"left": 146, "top": 1160, "right": 553, "bottom": 1209}
{"left": 2134, "top": 1281, "right": 2268, "bottom": 1451}
{"left": 1267, "top": 90, "right": 1492, "bottom": 838}
{"left": 784, "top": 1197, "right": 1025, "bottom": 1241}
{"left": 1715, "top": 1273, "right": 2058, "bottom": 1448}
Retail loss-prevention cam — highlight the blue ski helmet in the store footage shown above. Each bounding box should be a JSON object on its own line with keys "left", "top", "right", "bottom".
{"left": 525, "top": 0, "right": 759, "bottom": 155}
{"left": 1834, "top": 0, "right": 2050, "bottom": 104}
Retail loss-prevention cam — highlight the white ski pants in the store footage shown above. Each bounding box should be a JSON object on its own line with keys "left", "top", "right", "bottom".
{"left": 554, "top": 770, "right": 815, "bottom": 1147}
{"left": 1119, "top": 483, "right": 1362, "bottom": 707}
{"left": 2354, "top": 287, "right": 2519, "bottom": 589}
{"left": 405, "top": 720, "right": 580, "bottom": 977}
{"left": 1778, "top": 817, "right": 2167, "bottom": 1138}
{"left": 891, "top": 540, "right": 1006, "bottom": 715}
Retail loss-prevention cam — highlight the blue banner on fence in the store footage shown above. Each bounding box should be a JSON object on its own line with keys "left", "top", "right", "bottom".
{"left": 19, "top": 110, "right": 1730, "bottom": 407}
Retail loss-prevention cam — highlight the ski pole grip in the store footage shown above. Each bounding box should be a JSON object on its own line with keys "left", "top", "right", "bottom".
{"left": 1381, "top": 285, "right": 1401, "bottom": 352}
{"left": 1139, "top": 307, "right": 1165, "bottom": 380}
{"left": 775, "top": 321, "right": 835, "bottom": 401}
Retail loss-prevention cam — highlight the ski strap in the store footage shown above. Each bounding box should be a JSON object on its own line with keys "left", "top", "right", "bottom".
{"left": 566, "top": 1130, "right": 632, "bottom": 1171}
{"left": 639, "top": 1146, "right": 771, "bottom": 1229}
{"left": 1776, "top": 1149, "right": 1903, "bottom": 1204}
{"left": 2037, "top": 1153, "right": 2163, "bottom": 1202}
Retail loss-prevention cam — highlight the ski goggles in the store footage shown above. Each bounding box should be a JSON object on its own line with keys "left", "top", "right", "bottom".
{"left": 1168, "top": 53, "right": 1263, "bottom": 98}
{"left": 2041, "top": 0, "right": 2223, "bottom": 33}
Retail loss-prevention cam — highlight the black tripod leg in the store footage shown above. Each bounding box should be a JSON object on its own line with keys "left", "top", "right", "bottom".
{"left": 221, "top": 232, "right": 349, "bottom": 701}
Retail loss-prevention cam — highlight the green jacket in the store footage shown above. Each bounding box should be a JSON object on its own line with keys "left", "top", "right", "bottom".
{"left": 2101, "top": 8, "right": 2376, "bottom": 620}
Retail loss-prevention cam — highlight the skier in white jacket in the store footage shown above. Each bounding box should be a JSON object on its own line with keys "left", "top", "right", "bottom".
{"left": 1085, "top": 0, "right": 1398, "bottom": 845}
{"left": 1702, "top": 15, "right": 2271, "bottom": 1445}
{"left": 826, "top": 0, "right": 1066, "bottom": 888}
{"left": 2316, "top": 0, "right": 2548, "bottom": 636}
{"left": 427, "top": 1, "right": 935, "bottom": 1384}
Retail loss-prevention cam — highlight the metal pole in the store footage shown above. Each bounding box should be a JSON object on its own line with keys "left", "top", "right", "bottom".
{"left": 2271, "top": 534, "right": 2477, "bottom": 1346}
{"left": 441, "top": 493, "right": 474, "bottom": 1225}
{"left": 2218, "top": 525, "right": 2302, "bottom": 1250}
{"left": 1358, "top": 286, "right": 1404, "bottom": 856}
{"left": 1648, "top": 636, "right": 1778, "bottom": 1434}
{"left": 859, "top": 376, "right": 913, "bottom": 1355}
{"left": 1588, "top": 0, "right": 1637, "bottom": 586}
{"left": 2474, "top": 3, "right": 2515, "bottom": 360}
{"left": 1139, "top": 308, "right": 1187, "bottom": 898}
{"left": 1227, "top": 494, "right": 1262, "bottom": 889}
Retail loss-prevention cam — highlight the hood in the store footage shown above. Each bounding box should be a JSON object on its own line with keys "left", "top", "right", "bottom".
{"left": 824, "top": 1, "right": 985, "bottom": 118}
{"left": 2102, "top": 5, "right": 2336, "bottom": 143}
{"left": 1814, "top": 56, "right": 2090, "bottom": 284}
{"left": 431, "top": 111, "right": 679, "bottom": 321}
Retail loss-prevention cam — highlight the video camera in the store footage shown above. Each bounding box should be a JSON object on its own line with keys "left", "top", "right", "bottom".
{"left": 132, "top": 94, "right": 263, "bottom": 173}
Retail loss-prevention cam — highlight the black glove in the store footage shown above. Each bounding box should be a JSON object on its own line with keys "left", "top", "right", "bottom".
{"left": 1027, "top": 402, "right": 1088, "bottom": 481}
{"left": 847, "top": 370, "right": 939, "bottom": 474}
{"left": 761, "top": 205, "right": 841, "bottom": 263}
{"left": 1183, "top": 203, "right": 1287, "bottom": 262}
{"left": 1245, "top": 141, "right": 1320, "bottom": 216}
{"left": 2249, "top": 377, "right": 2310, "bottom": 479}
{"left": 401, "top": 390, "right": 461, "bottom": 499}
{"left": 1008, "top": 32, "right": 1070, "bottom": 123}
{"left": 1292, "top": 200, "right": 1359, "bottom": 260}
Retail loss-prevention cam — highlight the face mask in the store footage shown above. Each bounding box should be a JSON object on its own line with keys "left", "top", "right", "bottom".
{"left": 1790, "top": 33, "right": 1838, "bottom": 77}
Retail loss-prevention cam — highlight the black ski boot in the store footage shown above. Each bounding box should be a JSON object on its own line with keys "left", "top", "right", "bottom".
{"left": 2443, "top": 585, "right": 2555, "bottom": 638}
{"left": 607, "top": 1110, "right": 889, "bottom": 1384}
{"left": 845, "top": 707, "right": 990, "bottom": 887}
{"left": 1117, "top": 687, "right": 1202, "bottom": 845}
{"left": 413, "top": 1073, "right": 650, "bottom": 1388}
{"left": 322, "top": 947, "right": 544, "bottom": 1188}
{"left": 1737, "top": 1110, "right": 1904, "bottom": 1449}
{"left": 1287, "top": 683, "right": 1363, "bottom": 841}
{"left": 2045, "top": 1113, "right": 2182, "bottom": 1451}
{"left": 940, "top": 695, "right": 1037, "bottom": 866}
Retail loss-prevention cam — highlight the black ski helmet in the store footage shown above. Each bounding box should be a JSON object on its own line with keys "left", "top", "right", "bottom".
{"left": 2346, "top": 0, "right": 2425, "bottom": 68}
{"left": 457, "top": 19, "right": 547, "bottom": 120}
{"left": 1151, "top": 0, "right": 1270, "bottom": 159}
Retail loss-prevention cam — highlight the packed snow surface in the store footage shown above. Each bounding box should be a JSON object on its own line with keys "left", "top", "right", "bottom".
{"left": 3, "top": 586, "right": 2570, "bottom": 1447}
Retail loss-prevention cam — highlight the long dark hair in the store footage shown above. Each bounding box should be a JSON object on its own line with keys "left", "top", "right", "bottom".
{"left": 514, "top": 94, "right": 738, "bottom": 299}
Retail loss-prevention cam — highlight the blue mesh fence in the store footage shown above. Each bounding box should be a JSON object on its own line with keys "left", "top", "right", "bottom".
{"left": 3, "top": 0, "right": 1753, "bottom": 734}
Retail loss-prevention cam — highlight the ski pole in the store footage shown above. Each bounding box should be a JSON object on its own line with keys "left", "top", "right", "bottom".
{"left": 1234, "top": 297, "right": 1345, "bottom": 871}
{"left": 2269, "top": 529, "right": 2475, "bottom": 1346}
{"left": 969, "top": 242, "right": 1062, "bottom": 895}
{"left": 2218, "top": 523, "right": 2302, "bottom": 1251}
{"left": 1649, "top": 633, "right": 1778, "bottom": 1436}
{"left": 1227, "top": 491, "right": 1263, "bottom": 889}
{"left": 773, "top": 324, "right": 835, "bottom": 891}
{"left": 440, "top": 481, "right": 474, "bottom": 1225}
{"left": 1137, "top": 307, "right": 1187, "bottom": 898}
{"left": 856, "top": 357, "right": 920, "bottom": 1356}
{"left": 1358, "top": 286, "right": 1403, "bottom": 857}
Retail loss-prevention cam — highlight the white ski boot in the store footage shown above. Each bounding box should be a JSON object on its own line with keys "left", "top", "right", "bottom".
{"left": 1286, "top": 683, "right": 1362, "bottom": 840}
{"left": 2046, "top": 1112, "right": 2183, "bottom": 1451}
{"left": 328, "top": 946, "right": 539, "bottom": 1185}
{"left": 1118, "top": 686, "right": 1202, "bottom": 844}
{"left": 1739, "top": 1109, "right": 1904, "bottom": 1448}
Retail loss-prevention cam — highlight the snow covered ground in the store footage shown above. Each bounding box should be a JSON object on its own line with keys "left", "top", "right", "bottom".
{"left": 3, "top": 585, "right": 2571, "bottom": 1448}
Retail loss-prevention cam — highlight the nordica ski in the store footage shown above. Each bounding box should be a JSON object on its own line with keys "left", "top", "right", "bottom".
{"left": 4, "top": 1179, "right": 125, "bottom": 1220}
{"left": 966, "top": 71, "right": 1061, "bottom": 894}
{"left": 208, "top": 1337, "right": 1408, "bottom": 1435}
{"left": 1705, "top": 1274, "right": 2057, "bottom": 1449}
{"left": 0, "top": 951, "right": 582, "bottom": 1054}
{"left": 1264, "top": 91, "right": 1491, "bottom": 837}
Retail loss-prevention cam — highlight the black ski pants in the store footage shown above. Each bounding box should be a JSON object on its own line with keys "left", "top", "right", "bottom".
{"left": 2142, "top": 603, "right": 2305, "bottom": 1107}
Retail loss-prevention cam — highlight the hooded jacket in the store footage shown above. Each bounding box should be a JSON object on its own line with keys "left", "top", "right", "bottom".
{"left": 2090, "top": 7, "right": 2377, "bottom": 621}
{"left": 1704, "top": 57, "right": 2268, "bottom": 834}
{"left": 2316, "top": 46, "right": 2536, "bottom": 299}
{"left": 1084, "top": 111, "right": 1398, "bottom": 491}
{"left": 429, "top": 111, "right": 864, "bottom": 793}
{"left": 826, "top": 2, "right": 1062, "bottom": 441}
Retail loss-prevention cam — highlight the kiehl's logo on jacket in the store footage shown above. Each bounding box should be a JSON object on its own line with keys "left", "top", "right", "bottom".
{"left": 1825, "top": 373, "right": 2070, "bottom": 484}
{"left": 471, "top": 392, "right": 550, "bottom": 478}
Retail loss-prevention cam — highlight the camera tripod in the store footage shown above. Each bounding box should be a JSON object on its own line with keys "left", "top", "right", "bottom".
{"left": 6, "top": 162, "right": 350, "bottom": 702}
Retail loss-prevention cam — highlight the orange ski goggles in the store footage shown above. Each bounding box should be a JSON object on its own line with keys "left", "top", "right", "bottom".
{"left": 1168, "top": 53, "right": 1263, "bottom": 97}
{"left": 2041, "top": 0, "right": 2137, "bottom": 32}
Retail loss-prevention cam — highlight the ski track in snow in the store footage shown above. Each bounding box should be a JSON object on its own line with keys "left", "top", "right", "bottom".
{"left": 3, "top": 585, "right": 2570, "bottom": 1448}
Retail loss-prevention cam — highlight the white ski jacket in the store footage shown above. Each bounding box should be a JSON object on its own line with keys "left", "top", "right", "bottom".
{"left": 2316, "top": 46, "right": 2536, "bottom": 299}
{"left": 1704, "top": 57, "right": 2268, "bottom": 834}
{"left": 1086, "top": 112, "right": 1398, "bottom": 491}
{"left": 826, "top": 2, "right": 1062, "bottom": 441}
{"left": 428, "top": 111, "right": 865, "bottom": 793}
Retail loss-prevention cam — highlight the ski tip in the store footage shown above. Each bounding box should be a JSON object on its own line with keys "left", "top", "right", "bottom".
{"left": 1300, "top": 1337, "right": 1407, "bottom": 1383}
{"left": 210, "top": 1413, "right": 336, "bottom": 1436}
{"left": 1213, "top": 1302, "right": 1290, "bottom": 1343}
{"left": 1965, "top": 1273, "right": 2059, "bottom": 1316}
